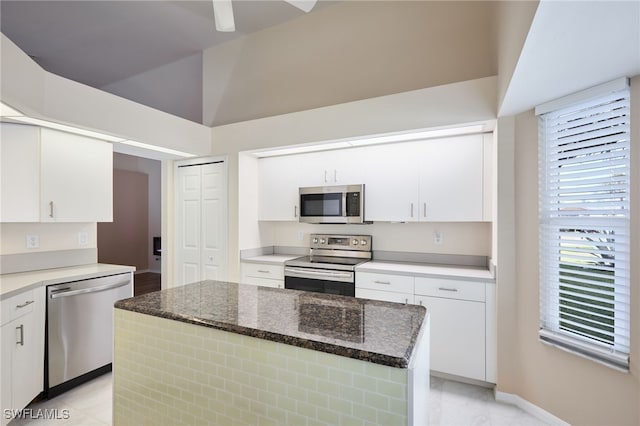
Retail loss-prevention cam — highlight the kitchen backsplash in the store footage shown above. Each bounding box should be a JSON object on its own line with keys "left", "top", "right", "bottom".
{"left": 0, "top": 223, "right": 97, "bottom": 274}
{"left": 261, "top": 221, "right": 491, "bottom": 257}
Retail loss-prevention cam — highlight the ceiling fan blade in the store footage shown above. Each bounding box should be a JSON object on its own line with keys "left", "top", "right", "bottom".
{"left": 212, "top": 0, "right": 235, "bottom": 32}
{"left": 284, "top": 0, "right": 318, "bottom": 13}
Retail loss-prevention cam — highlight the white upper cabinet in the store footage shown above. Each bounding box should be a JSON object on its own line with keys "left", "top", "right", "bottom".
{"left": 365, "top": 134, "right": 485, "bottom": 222}
{"left": 257, "top": 133, "right": 488, "bottom": 222}
{"left": 0, "top": 123, "right": 113, "bottom": 223}
{"left": 258, "top": 149, "right": 366, "bottom": 221}
{"left": 0, "top": 123, "right": 40, "bottom": 222}
{"left": 362, "top": 143, "right": 420, "bottom": 222}
{"left": 419, "top": 134, "right": 484, "bottom": 222}
{"left": 41, "top": 128, "right": 113, "bottom": 222}
{"left": 258, "top": 155, "right": 304, "bottom": 221}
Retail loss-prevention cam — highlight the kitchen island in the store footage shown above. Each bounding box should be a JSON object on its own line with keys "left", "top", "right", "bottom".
{"left": 113, "top": 281, "right": 429, "bottom": 425}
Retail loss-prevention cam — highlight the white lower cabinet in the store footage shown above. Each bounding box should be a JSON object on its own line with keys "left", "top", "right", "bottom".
{"left": 1, "top": 288, "right": 45, "bottom": 426}
{"left": 414, "top": 276, "right": 488, "bottom": 381}
{"left": 241, "top": 262, "right": 284, "bottom": 289}
{"left": 414, "top": 295, "right": 486, "bottom": 381}
{"left": 356, "top": 270, "right": 495, "bottom": 383}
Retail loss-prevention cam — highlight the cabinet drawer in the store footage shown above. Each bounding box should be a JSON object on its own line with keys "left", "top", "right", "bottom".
{"left": 241, "top": 262, "right": 284, "bottom": 280}
{"left": 1, "top": 289, "right": 36, "bottom": 326}
{"left": 414, "top": 277, "right": 485, "bottom": 302}
{"left": 242, "top": 276, "right": 283, "bottom": 288}
{"left": 356, "top": 288, "right": 414, "bottom": 305}
{"left": 356, "top": 272, "right": 414, "bottom": 294}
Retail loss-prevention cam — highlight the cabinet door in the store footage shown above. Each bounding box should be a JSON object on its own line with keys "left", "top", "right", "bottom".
{"left": 12, "top": 308, "right": 43, "bottom": 412}
{"left": 258, "top": 155, "right": 302, "bottom": 221}
{"left": 419, "top": 134, "right": 483, "bottom": 222}
{"left": 1, "top": 323, "right": 12, "bottom": 426}
{"left": 0, "top": 123, "right": 40, "bottom": 222}
{"left": 361, "top": 143, "right": 420, "bottom": 222}
{"left": 311, "top": 148, "right": 363, "bottom": 186}
{"left": 415, "top": 295, "right": 485, "bottom": 381}
{"left": 40, "top": 128, "right": 113, "bottom": 222}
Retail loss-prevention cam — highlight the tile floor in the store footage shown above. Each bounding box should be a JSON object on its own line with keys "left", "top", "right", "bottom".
{"left": 11, "top": 374, "right": 547, "bottom": 425}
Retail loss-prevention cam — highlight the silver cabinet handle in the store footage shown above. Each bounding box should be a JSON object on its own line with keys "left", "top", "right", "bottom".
{"left": 404, "top": 298, "right": 408, "bottom": 304}
{"left": 49, "top": 201, "right": 54, "bottom": 218}
{"left": 410, "top": 203, "right": 414, "bottom": 218}
{"left": 257, "top": 270, "right": 270, "bottom": 274}
{"left": 419, "top": 300, "right": 423, "bottom": 306}
{"left": 334, "top": 169, "right": 338, "bottom": 182}
{"left": 16, "top": 324, "right": 24, "bottom": 346}
{"left": 324, "top": 170, "right": 328, "bottom": 183}
{"left": 438, "top": 287, "right": 459, "bottom": 292}
{"left": 294, "top": 205, "right": 298, "bottom": 218}
{"left": 373, "top": 280, "right": 391, "bottom": 285}
{"left": 16, "top": 300, "right": 35, "bottom": 309}
{"left": 423, "top": 202, "right": 427, "bottom": 217}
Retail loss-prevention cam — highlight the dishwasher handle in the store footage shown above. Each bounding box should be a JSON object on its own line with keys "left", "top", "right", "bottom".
{"left": 49, "top": 279, "right": 130, "bottom": 299}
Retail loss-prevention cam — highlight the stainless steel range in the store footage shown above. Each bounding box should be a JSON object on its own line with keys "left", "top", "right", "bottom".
{"left": 284, "top": 234, "right": 372, "bottom": 296}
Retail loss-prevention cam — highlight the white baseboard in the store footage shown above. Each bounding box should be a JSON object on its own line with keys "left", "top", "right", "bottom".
{"left": 495, "top": 390, "right": 570, "bottom": 426}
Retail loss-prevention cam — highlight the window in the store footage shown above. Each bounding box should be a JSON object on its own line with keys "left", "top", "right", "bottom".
{"left": 537, "top": 78, "right": 631, "bottom": 371}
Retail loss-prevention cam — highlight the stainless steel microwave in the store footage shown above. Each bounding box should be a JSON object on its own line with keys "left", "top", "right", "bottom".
{"left": 299, "top": 184, "right": 368, "bottom": 224}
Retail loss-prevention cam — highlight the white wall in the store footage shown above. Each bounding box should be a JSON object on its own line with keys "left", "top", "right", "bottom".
{"left": 211, "top": 76, "right": 497, "bottom": 281}
{"left": 493, "top": 76, "right": 640, "bottom": 425}
{"left": 203, "top": 1, "right": 497, "bottom": 126}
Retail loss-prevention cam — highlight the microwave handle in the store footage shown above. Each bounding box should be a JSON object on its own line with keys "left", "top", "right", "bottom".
{"left": 342, "top": 192, "right": 347, "bottom": 216}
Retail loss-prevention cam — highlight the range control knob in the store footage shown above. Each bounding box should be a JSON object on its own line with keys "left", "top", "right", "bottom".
{"left": 312, "top": 238, "right": 318, "bottom": 244}
{"left": 360, "top": 239, "right": 367, "bottom": 246}
{"left": 320, "top": 238, "right": 326, "bottom": 244}
{"left": 352, "top": 239, "right": 359, "bottom": 245}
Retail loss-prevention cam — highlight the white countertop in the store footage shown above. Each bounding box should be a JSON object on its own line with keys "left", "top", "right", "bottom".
{"left": 241, "top": 254, "right": 302, "bottom": 265}
{"left": 356, "top": 261, "right": 494, "bottom": 282}
{"left": 0, "top": 263, "right": 136, "bottom": 299}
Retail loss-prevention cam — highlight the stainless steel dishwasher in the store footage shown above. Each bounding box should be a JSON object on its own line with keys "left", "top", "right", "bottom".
{"left": 46, "top": 272, "right": 133, "bottom": 396}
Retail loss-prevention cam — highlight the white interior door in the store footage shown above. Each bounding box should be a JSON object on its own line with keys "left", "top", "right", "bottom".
{"left": 174, "top": 159, "right": 228, "bottom": 287}
{"left": 201, "top": 162, "right": 227, "bottom": 281}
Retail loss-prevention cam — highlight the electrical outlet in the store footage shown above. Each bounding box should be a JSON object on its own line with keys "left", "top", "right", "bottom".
{"left": 26, "top": 235, "right": 40, "bottom": 249}
{"left": 433, "top": 230, "right": 443, "bottom": 245}
{"left": 297, "top": 231, "right": 304, "bottom": 241}
{"left": 78, "top": 231, "right": 89, "bottom": 246}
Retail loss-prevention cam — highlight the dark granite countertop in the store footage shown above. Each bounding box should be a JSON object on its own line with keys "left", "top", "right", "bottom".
{"left": 115, "top": 280, "right": 427, "bottom": 368}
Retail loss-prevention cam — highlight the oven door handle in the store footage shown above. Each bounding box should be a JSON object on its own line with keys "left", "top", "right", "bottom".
{"left": 284, "top": 267, "right": 352, "bottom": 279}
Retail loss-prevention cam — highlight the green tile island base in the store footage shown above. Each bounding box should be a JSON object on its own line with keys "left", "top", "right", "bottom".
{"left": 113, "top": 308, "right": 430, "bottom": 426}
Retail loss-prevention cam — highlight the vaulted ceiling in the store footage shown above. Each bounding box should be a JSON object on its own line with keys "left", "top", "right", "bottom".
{"left": 0, "top": 1, "right": 497, "bottom": 125}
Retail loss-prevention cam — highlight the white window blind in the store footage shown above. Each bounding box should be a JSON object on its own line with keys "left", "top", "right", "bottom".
{"left": 538, "top": 83, "right": 631, "bottom": 371}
